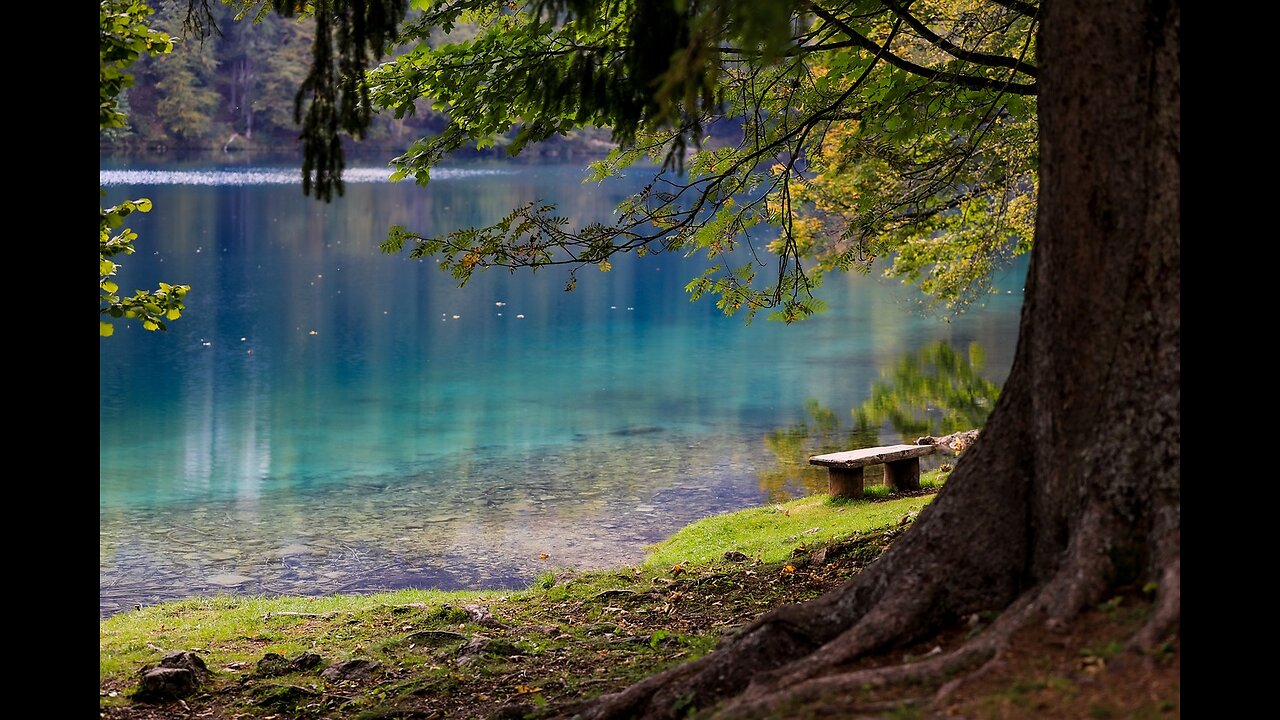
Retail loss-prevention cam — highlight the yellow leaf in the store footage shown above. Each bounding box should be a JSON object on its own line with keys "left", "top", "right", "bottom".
{"left": 100, "top": 321, "right": 115, "bottom": 337}
{"left": 598, "top": 260, "right": 612, "bottom": 272}
{"left": 166, "top": 308, "right": 181, "bottom": 321}
{"left": 514, "top": 684, "right": 542, "bottom": 694}
{"left": 782, "top": 565, "right": 795, "bottom": 574}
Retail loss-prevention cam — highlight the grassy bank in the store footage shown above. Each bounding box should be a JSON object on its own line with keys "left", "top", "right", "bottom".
{"left": 101, "top": 480, "right": 936, "bottom": 717}
{"left": 100, "top": 472, "right": 1178, "bottom": 718}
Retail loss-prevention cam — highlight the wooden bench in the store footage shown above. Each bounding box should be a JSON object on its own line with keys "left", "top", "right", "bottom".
{"left": 808, "top": 444, "right": 936, "bottom": 499}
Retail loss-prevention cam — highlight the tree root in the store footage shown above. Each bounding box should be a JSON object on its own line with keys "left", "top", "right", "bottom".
{"left": 561, "top": 427, "right": 1178, "bottom": 720}
{"left": 717, "top": 640, "right": 996, "bottom": 719}
{"left": 714, "top": 594, "right": 1039, "bottom": 719}
{"left": 1132, "top": 501, "right": 1181, "bottom": 653}
{"left": 565, "top": 515, "right": 1180, "bottom": 720}
{"left": 747, "top": 588, "right": 936, "bottom": 692}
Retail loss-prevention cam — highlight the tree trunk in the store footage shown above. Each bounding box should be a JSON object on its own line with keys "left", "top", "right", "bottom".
{"left": 570, "top": 0, "right": 1179, "bottom": 716}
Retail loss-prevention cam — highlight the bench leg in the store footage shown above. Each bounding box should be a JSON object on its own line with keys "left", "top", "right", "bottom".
{"left": 884, "top": 457, "right": 921, "bottom": 491}
{"left": 827, "top": 466, "right": 865, "bottom": 499}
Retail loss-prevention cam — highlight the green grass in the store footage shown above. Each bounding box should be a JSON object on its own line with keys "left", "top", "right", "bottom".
{"left": 645, "top": 471, "right": 945, "bottom": 568}
{"left": 99, "top": 588, "right": 501, "bottom": 679}
{"left": 101, "top": 481, "right": 944, "bottom": 704}
{"left": 646, "top": 494, "right": 931, "bottom": 567}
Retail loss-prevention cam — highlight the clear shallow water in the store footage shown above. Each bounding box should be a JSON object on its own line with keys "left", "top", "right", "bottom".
{"left": 100, "top": 162, "right": 1025, "bottom": 616}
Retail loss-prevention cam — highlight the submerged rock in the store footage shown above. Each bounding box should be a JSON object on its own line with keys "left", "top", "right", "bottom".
{"left": 610, "top": 425, "right": 664, "bottom": 436}
{"left": 205, "top": 573, "right": 254, "bottom": 587}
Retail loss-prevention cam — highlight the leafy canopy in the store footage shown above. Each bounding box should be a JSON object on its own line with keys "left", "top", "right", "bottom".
{"left": 101, "top": 0, "right": 175, "bottom": 130}
{"left": 100, "top": 0, "right": 189, "bottom": 337}
{"left": 135, "top": 0, "right": 1037, "bottom": 326}
{"left": 372, "top": 0, "right": 1039, "bottom": 321}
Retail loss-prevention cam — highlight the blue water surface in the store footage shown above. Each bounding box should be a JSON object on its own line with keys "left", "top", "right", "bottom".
{"left": 100, "top": 161, "right": 1024, "bottom": 616}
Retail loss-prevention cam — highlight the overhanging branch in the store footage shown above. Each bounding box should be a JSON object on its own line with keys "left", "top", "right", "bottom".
{"left": 987, "top": 0, "right": 1039, "bottom": 18}
{"left": 808, "top": 2, "right": 1037, "bottom": 95}
{"left": 881, "top": 0, "right": 1037, "bottom": 77}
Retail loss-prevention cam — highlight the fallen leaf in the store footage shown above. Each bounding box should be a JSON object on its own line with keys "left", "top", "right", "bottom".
{"left": 538, "top": 553, "right": 550, "bottom": 560}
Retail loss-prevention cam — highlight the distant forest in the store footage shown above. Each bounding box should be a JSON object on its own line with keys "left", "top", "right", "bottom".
{"left": 101, "top": 0, "right": 615, "bottom": 159}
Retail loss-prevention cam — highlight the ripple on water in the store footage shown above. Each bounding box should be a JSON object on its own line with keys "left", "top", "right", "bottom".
{"left": 98, "top": 166, "right": 515, "bottom": 186}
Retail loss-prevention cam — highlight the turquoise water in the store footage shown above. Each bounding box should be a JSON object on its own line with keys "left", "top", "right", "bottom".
{"left": 99, "top": 161, "right": 1024, "bottom": 616}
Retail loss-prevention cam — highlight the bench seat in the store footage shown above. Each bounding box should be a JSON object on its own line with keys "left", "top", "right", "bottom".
{"left": 809, "top": 443, "right": 936, "bottom": 498}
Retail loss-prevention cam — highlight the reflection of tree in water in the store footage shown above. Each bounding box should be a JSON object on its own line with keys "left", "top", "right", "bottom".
{"left": 856, "top": 342, "right": 1001, "bottom": 437}
{"left": 758, "top": 342, "right": 1001, "bottom": 501}
{"left": 759, "top": 400, "right": 880, "bottom": 502}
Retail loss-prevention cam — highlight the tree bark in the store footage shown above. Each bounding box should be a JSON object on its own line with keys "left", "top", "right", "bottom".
{"left": 569, "top": 0, "right": 1179, "bottom": 716}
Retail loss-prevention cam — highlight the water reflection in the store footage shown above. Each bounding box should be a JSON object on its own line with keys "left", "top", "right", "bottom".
{"left": 855, "top": 341, "right": 1001, "bottom": 436}
{"left": 757, "top": 341, "right": 1001, "bottom": 501}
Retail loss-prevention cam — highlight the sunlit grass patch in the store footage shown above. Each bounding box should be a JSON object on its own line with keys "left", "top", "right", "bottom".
{"left": 643, "top": 479, "right": 941, "bottom": 569}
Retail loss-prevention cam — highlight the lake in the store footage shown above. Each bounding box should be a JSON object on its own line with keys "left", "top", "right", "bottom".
{"left": 100, "top": 159, "right": 1025, "bottom": 617}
